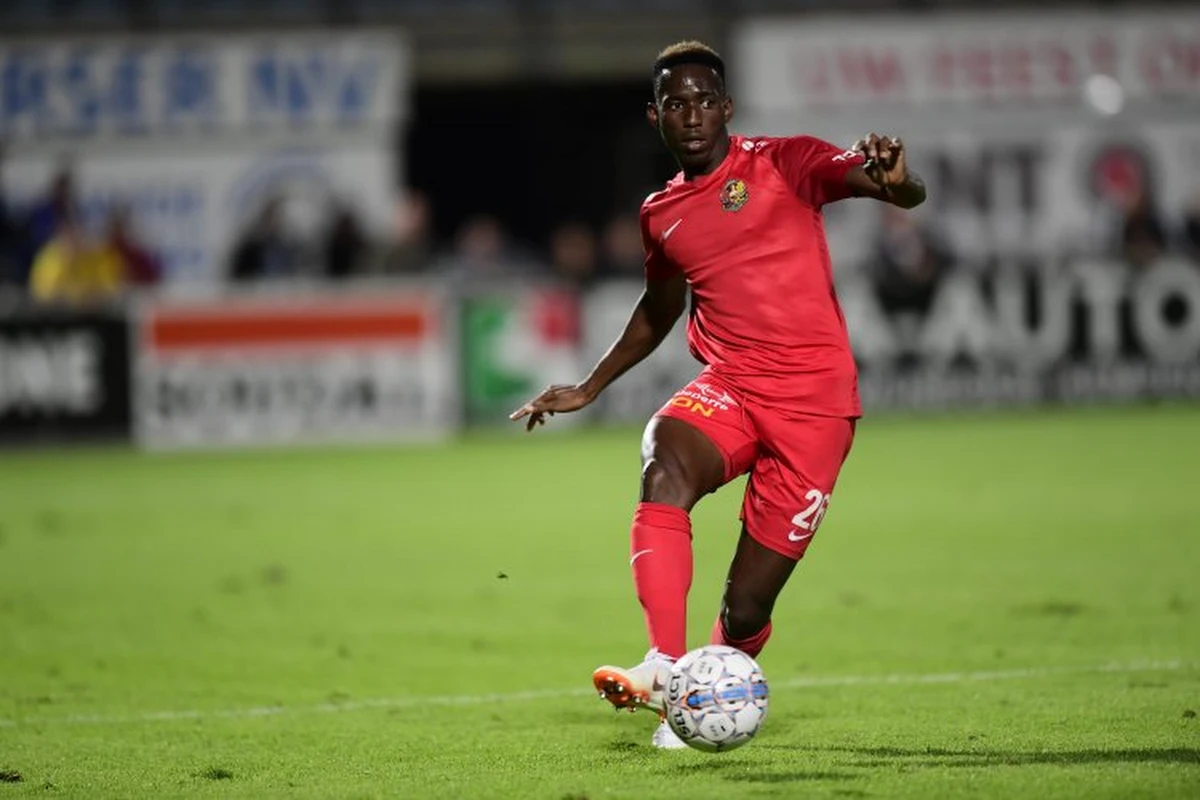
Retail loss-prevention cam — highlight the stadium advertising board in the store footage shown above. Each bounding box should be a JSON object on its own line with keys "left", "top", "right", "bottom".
{"left": 731, "top": 12, "right": 1200, "bottom": 278}
{"left": 734, "top": 10, "right": 1200, "bottom": 114}
{"left": 0, "top": 310, "right": 131, "bottom": 444}
{"left": 0, "top": 31, "right": 408, "bottom": 284}
{"left": 461, "top": 288, "right": 585, "bottom": 427}
{"left": 134, "top": 289, "right": 456, "bottom": 449}
{"left": 0, "top": 32, "right": 407, "bottom": 141}
{"left": 585, "top": 263, "right": 1200, "bottom": 420}
{"left": 845, "top": 259, "right": 1200, "bottom": 410}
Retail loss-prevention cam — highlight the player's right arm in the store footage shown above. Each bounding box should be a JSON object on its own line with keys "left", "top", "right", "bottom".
{"left": 511, "top": 201, "right": 687, "bottom": 431}
{"left": 509, "top": 271, "right": 687, "bottom": 431}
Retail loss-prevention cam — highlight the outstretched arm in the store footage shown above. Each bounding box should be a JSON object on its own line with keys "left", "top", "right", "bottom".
{"left": 509, "top": 272, "right": 687, "bottom": 431}
{"left": 844, "top": 132, "right": 926, "bottom": 210}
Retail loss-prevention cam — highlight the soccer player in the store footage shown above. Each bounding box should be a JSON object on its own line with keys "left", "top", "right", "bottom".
{"left": 510, "top": 40, "right": 926, "bottom": 748}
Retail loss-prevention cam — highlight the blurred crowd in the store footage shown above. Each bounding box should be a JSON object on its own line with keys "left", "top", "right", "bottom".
{"left": 0, "top": 162, "right": 647, "bottom": 308}
{"left": 0, "top": 164, "right": 163, "bottom": 307}
{"left": 5, "top": 150, "right": 1200, "bottom": 312}
{"left": 226, "top": 190, "right": 647, "bottom": 290}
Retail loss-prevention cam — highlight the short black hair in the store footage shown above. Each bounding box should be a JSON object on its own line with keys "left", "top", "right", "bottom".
{"left": 653, "top": 40, "right": 726, "bottom": 96}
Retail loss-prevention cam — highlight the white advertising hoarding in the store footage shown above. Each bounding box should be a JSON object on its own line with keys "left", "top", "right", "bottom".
{"left": 583, "top": 263, "right": 1200, "bottom": 422}
{"left": 733, "top": 10, "right": 1200, "bottom": 116}
{"left": 0, "top": 31, "right": 408, "bottom": 285}
{"left": 134, "top": 286, "right": 457, "bottom": 449}
{"left": 0, "top": 32, "right": 408, "bottom": 142}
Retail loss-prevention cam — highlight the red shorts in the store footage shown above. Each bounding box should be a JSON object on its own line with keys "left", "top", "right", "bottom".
{"left": 655, "top": 368, "right": 856, "bottom": 560}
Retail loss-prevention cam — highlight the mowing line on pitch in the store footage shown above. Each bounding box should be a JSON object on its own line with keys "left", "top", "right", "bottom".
{"left": 0, "top": 660, "right": 1185, "bottom": 729}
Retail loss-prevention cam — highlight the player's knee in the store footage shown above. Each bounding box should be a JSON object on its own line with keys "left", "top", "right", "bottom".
{"left": 721, "top": 593, "right": 772, "bottom": 641}
{"left": 640, "top": 456, "right": 699, "bottom": 509}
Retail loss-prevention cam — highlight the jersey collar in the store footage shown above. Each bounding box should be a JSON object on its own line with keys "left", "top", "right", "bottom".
{"left": 671, "top": 135, "right": 740, "bottom": 191}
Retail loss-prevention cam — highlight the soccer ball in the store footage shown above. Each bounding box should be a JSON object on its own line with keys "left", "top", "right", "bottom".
{"left": 664, "top": 645, "right": 768, "bottom": 752}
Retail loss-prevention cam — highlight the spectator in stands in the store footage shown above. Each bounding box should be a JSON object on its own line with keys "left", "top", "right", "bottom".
{"left": 600, "top": 213, "right": 644, "bottom": 277}
{"left": 872, "top": 204, "right": 948, "bottom": 316}
{"left": 457, "top": 214, "right": 506, "bottom": 264}
{"left": 1183, "top": 193, "right": 1200, "bottom": 264}
{"left": 29, "top": 216, "right": 124, "bottom": 306}
{"left": 229, "top": 197, "right": 299, "bottom": 281}
{"left": 548, "top": 221, "right": 599, "bottom": 287}
{"left": 322, "top": 204, "right": 368, "bottom": 280}
{"left": 104, "top": 205, "right": 162, "bottom": 287}
{"left": 1119, "top": 188, "right": 1167, "bottom": 271}
{"left": 439, "top": 214, "right": 540, "bottom": 282}
{"left": 379, "top": 191, "right": 435, "bottom": 274}
{"left": 27, "top": 167, "right": 79, "bottom": 254}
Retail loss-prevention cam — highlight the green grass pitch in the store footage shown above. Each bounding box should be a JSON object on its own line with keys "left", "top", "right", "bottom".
{"left": 1, "top": 406, "right": 1198, "bottom": 799}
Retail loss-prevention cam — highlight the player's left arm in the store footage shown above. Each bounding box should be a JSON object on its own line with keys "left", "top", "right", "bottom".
{"left": 843, "top": 133, "right": 926, "bottom": 209}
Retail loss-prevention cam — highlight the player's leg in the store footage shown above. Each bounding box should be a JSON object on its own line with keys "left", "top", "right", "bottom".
{"left": 594, "top": 373, "right": 757, "bottom": 719}
{"left": 592, "top": 416, "right": 726, "bottom": 714}
{"left": 711, "top": 414, "right": 857, "bottom": 658}
{"left": 631, "top": 380, "right": 764, "bottom": 660}
{"left": 710, "top": 528, "right": 797, "bottom": 656}
{"left": 639, "top": 414, "right": 727, "bottom": 509}
{"left": 628, "top": 414, "right": 727, "bottom": 656}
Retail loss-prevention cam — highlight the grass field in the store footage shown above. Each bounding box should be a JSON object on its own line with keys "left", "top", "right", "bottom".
{"left": 1, "top": 406, "right": 1198, "bottom": 799}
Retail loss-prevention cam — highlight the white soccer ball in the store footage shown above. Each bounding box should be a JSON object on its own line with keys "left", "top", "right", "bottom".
{"left": 664, "top": 645, "right": 768, "bottom": 752}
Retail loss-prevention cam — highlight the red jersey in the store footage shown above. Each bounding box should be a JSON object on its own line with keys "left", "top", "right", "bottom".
{"left": 640, "top": 134, "right": 865, "bottom": 418}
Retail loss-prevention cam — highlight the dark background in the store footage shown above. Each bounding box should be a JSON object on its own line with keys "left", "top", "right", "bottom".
{"left": 406, "top": 81, "right": 677, "bottom": 245}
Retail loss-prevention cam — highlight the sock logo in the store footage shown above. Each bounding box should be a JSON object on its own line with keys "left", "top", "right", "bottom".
{"left": 630, "top": 549, "right": 654, "bottom": 566}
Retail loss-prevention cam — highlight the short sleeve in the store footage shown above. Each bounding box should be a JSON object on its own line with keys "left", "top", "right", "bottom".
{"left": 763, "top": 135, "right": 864, "bottom": 208}
{"left": 640, "top": 205, "right": 679, "bottom": 282}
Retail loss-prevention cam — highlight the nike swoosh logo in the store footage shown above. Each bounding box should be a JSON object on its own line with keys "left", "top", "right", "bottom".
{"left": 630, "top": 549, "right": 654, "bottom": 566}
{"left": 660, "top": 218, "right": 683, "bottom": 243}
{"left": 787, "top": 530, "right": 814, "bottom": 543}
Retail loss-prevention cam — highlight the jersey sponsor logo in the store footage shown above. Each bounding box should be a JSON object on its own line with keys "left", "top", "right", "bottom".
{"left": 832, "top": 149, "right": 859, "bottom": 163}
{"left": 661, "top": 218, "right": 684, "bottom": 243}
{"left": 719, "top": 178, "right": 749, "bottom": 212}
{"left": 669, "top": 395, "right": 718, "bottom": 417}
{"left": 692, "top": 382, "right": 738, "bottom": 407}
{"left": 669, "top": 384, "right": 736, "bottom": 413}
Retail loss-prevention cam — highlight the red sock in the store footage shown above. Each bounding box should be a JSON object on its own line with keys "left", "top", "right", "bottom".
{"left": 710, "top": 617, "right": 773, "bottom": 659}
{"left": 630, "top": 502, "right": 693, "bottom": 659}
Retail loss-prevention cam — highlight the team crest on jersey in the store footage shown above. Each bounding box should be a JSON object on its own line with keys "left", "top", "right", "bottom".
{"left": 719, "top": 179, "right": 749, "bottom": 212}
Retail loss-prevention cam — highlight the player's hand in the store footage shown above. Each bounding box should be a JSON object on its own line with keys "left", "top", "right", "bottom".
{"left": 509, "top": 383, "right": 594, "bottom": 432}
{"left": 853, "top": 133, "right": 907, "bottom": 193}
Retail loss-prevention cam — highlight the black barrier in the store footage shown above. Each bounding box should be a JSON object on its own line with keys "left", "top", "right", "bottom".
{"left": 0, "top": 309, "right": 132, "bottom": 444}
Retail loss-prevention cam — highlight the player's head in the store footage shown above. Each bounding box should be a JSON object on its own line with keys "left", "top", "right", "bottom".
{"left": 647, "top": 41, "right": 734, "bottom": 176}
